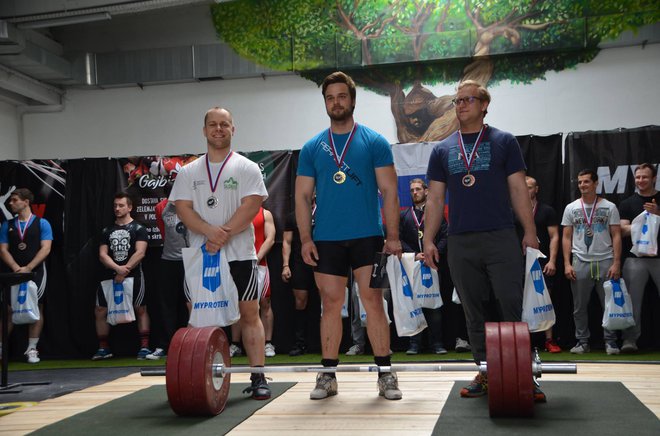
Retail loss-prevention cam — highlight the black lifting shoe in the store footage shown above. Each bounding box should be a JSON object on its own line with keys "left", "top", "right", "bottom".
{"left": 243, "top": 373, "right": 272, "bottom": 400}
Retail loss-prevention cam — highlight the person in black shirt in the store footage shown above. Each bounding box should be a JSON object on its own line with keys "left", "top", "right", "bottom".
{"left": 92, "top": 192, "right": 151, "bottom": 360}
{"left": 618, "top": 163, "right": 660, "bottom": 353}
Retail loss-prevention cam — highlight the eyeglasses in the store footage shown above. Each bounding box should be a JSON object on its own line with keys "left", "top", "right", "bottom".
{"left": 451, "top": 96, "right": 482, "bottom": 106}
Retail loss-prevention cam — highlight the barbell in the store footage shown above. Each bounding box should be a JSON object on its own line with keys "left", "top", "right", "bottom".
{"left": 141, "top": 322, "right": 577, "bottom": 418}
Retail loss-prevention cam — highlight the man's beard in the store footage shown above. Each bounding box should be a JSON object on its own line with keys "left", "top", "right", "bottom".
{"left": 328, "top": 105, "right": 355, "bottom": 122}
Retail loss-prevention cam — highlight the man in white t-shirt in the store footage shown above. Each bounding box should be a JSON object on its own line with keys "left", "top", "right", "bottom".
{"left": 169, "top": 107, "right": 270, "bottom": 400}
{"left": 561, "top": 169, "right": 621, "bottom": 355}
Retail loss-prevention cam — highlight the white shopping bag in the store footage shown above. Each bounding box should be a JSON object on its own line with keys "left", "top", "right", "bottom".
{"left": 521, "top": 247, "right": 555, "bottom": 333}
{"left": 386, "top": 255, "right": 426, "bottom": 337}
{"left": 412, "top": 260, "right": 443, "bottom": 309}
{"left": 101, "top": 277, "right": 136, "bottom": 326}
{"left": 183, "top": 246, "right": 240, "bottom": 328}
{"left": 10, "top": 280, "right": 40, "bottom": 324}
{"left": 630, "top": 211, "right": 659, "bottom": 257}
{"left": 602, "top": 278, "right": 635, "bottom": 330}
{"left": 354, "top": 280, "right": 391, "bottom": 327}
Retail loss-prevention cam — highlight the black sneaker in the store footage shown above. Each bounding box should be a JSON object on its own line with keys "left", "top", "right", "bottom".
{"left": 242, "top": 373, "right": 271, "bottom": 400}
{"left": 289, "top": 344, "right": 306, "bottom": 356}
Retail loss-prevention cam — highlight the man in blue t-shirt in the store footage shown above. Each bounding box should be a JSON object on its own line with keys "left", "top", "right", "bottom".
{"left": 422, "top": 80, "right": 541, "bottom": 401}
{"left": 296, "top": 71, "right": 402, "bottom": 401}
{"left": 0, "top": 188, "right": 53, "bottom": 363}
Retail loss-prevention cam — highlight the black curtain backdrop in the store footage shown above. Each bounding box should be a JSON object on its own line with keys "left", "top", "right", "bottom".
{"left": 563, "top": 125, "right": 660, "bottom": 350}
{"left": 1, "top": 127, "right": 659, "bottom": 359}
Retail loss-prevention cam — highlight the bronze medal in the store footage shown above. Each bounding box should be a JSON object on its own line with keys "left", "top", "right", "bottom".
{"left": 462, "top": 173, "right": 476, "bottom": 187}
{"left": 333, "top": 171, "right": 346, "bottom": 184}
{"left": 17, "top": 242, "right": 27, "bottom": 251}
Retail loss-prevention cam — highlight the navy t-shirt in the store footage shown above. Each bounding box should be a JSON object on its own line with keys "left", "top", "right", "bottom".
{"left": 427, "top": 126, "right": 526, "bottom": 235}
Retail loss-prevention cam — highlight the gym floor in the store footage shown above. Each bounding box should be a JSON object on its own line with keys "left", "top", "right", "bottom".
{"left": 0, "top": 362, "right": 658, "bottom": 435}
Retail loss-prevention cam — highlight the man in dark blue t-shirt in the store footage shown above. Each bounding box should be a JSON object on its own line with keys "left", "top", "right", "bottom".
{"left": 422, "top": 80, "right": 541, "bottom": 401}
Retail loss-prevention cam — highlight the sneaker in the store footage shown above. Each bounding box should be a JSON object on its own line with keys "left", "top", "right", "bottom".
{"left": 91, "top": 348, "right": 113, "bottom": 361}
{"left": 265, "top": 343, "right": 276, "bottom": 357}
{"left": 621, "top": 341, "right": 638, "bottom": 354}
{"left": 455, "top": 338, "right": 471, "bottom": 353}
{"left": 137, "top": 347, "right": 152, "bottom": 360}
{"left": 230, "top": 344, "right": 243, "bottom": 357}
{"left": 146, "top": 348, "right": 166, "bottom": 360}
{"left": 242, "top": 373, "right": 271, "bottom": 400}
{"left": 544, "top": 339, "right": 561, "bottom": 353}
{"left": 434, "top": 345, "right": 448, "bottom": 355}
{"left": 310, "top": 373, "right": 338, "bottom": 399}
{"left": 289, "top": 344, "right": 306, "bottom": 356}
{"left": 25, "top": 348, "right": 40, "bottom": 364}
{"left": 605, "top": 342, "right": 620, "bottom": 355}
{"left": 460, "top": 373, "right": 488, "bottom": 398}
{"left": 377, "top": 372, "right": 402, "bottom": 400}
{"left": 569, "top": 342, "right": 590, "bottom": 354}
{"left": 405, "top": 343, "right": 419, "bottom": 355}
{"left": 533, "top": 385, "right": 547, "bottom": 403}
{"left": 345, "top": 344, "right": 364, "bottom": 356}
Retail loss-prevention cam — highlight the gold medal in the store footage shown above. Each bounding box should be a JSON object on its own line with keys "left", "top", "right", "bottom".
{"left": 418, "top": 230, "right": 424, "bottom": 239}
{"left": 333, "top": 171, "right": 346, "bottom": 184}
{"left": 462, "top": 174, "right": 476, "bottom": 187}
{"left": 17, "top": 242, "right": 27, "bottom": 251}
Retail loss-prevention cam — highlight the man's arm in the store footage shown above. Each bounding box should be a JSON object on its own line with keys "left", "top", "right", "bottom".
{"left": 295, "top": 175, "right": 317, "bottom": 266}
{"left": 562, "top": 226, "right": 575, "bottom": 281}
{"left": 620, "top": 219, "right": 632, "bottom": 238}
{"left": 281, "top": 230, "right": 293, "bottom": 282}
{"left": 544, "top": 224, "right": 559, "bottom": 276}
{"left": 99, "top": 244, "right": 129, "bottom": 277}
{"left": 224, "top": 194, "right": 265, "bottom": 238}
{"left": 175, "top": 199, "right": 228, "bottom": 251}
{"left": 608, "top": 224, "right": 622, "bottom": 280}
{"left": 124, "top": 240, "right": 147, "bottom": 272}
{"left": 375, "top": 164, "right": 402, "bottom": 257}
{"left": 21, "top": 239, "right": 52, "bottom": 273}
{"left": 256, "top": 209, "right": 276, "bottom": 263}
{"left": 422, "top": 180, "right": 446, "bottom": 270}
{"left": 507, "top": 170, "right": 538, "bottom": 252}
{"left": 0, "top": 243, "right": 20, "bottom": 272}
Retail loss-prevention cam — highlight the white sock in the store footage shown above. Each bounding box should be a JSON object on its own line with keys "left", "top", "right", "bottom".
{"left": 28, "top": 338, "right": 39, "bottom": 351}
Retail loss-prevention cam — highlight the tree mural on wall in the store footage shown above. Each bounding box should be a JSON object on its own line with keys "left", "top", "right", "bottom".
{"left": 213, "top": 0, "right": 658, "bottom": 143}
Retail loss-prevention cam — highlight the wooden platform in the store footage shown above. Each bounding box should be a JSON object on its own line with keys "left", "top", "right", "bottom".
{"left": 1, "top": 363, "right": 659, "bottom": 435}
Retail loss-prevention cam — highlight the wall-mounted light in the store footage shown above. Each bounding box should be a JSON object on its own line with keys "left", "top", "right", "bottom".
{"left": 17, "top": 12, "right": 112, "bottom": 30}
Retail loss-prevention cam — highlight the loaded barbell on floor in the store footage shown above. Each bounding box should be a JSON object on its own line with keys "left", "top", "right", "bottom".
{"left": 141, "top": 322, "right": 576, "bottom": 418}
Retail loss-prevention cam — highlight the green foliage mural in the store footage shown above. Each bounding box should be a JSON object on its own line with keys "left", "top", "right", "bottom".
{"left": 212, "top": 0, "right": 659, "bottom": 143}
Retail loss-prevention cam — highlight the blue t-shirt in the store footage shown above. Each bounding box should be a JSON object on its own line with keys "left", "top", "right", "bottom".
{"left": 297, "top": 124, "right": 393, "bottom": 241}
{"left": 0, "top": 216, "right": 53, "bottom": 243}
{"left": 426, "top": 126, "right": 526, "bottom": 235}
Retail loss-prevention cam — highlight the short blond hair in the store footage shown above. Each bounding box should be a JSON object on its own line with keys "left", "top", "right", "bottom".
{"left": 457, "top": 80, "right": 490, "bottom": 116}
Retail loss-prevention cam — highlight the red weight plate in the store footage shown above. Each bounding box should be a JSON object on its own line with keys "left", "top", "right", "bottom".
{"left": 499, "top": 322, "right": 520, "bottom": 417}
{"left": 166, "top": 327, "right": 191, "bottom": 415}
{"left": 485, "top": 322, "right": 504, "bottom": 417}
{"left": 166, "top": 327, "right": 202, "bottom": 416}
{"left": 190, "top": 327, "right": 232, "bottom": 416}
{"left": 514, "top": 322, "right": 534, "bottom": 417}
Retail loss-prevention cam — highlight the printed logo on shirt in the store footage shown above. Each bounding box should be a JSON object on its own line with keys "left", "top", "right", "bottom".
{"left": 448, "top": 142, "right": 492, "bottom": 175}
{"left": 224, "top": 177, "right": 238, "bottom": 190}
{"left": 109, "top": 229, "right": 131, "bottom": 262}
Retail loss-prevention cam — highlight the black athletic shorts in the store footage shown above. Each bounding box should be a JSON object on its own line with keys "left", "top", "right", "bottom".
{"left": 314, "top": 236, "right": 384, "bottom": 277}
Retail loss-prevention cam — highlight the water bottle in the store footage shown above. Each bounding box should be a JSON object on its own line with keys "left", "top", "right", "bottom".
{"left": 113, "top": 281, "right": 124, "bottom": 305}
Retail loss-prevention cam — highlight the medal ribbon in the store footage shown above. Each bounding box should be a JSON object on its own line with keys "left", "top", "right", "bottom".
{"left": 457, "top": 124, "right": 487, "bottom": 174}
{"left": 16, "top": 213, "right": 33, "bottom": 244}
{"left": 205, "top": 151, "right": 234, "bottom": 193}
{"left": 411, "top": 207, "right": 425, "bottom": 250}
{"left": 328, "top": 122, "right": 357, "bottom": 171}
{"left": 580, "top": 198, "right": 599, "bottom": 230}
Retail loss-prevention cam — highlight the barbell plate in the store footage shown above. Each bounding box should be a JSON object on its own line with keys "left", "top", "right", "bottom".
{"left": 166, "top": 327, "right": 200, "bottom": 416}
{"left": 190, "top": 326, "right": 231, "bottom": 416}
{"left": 485, "top": 322, "right": 505, "bottom": 417}
{"left": 500, "top": 322, "right": 520, "bottom": 416}
{"left": 514, "top": 322, "right": 534, "bottom": 417}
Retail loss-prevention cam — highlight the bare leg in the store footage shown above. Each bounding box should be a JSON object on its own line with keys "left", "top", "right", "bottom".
{"left": 353, "top": 266, "right": 390, "bottom": 356}
{"left": 239, "top": 299, "right": 265, "bottom": 367}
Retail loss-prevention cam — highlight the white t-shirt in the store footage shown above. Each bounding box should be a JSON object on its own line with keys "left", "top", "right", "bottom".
{"left": 561, "top": 197, "right": 620, "bottom": 262}
{"left": 169, "top": 152, "right": 268, "bottom": 262}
